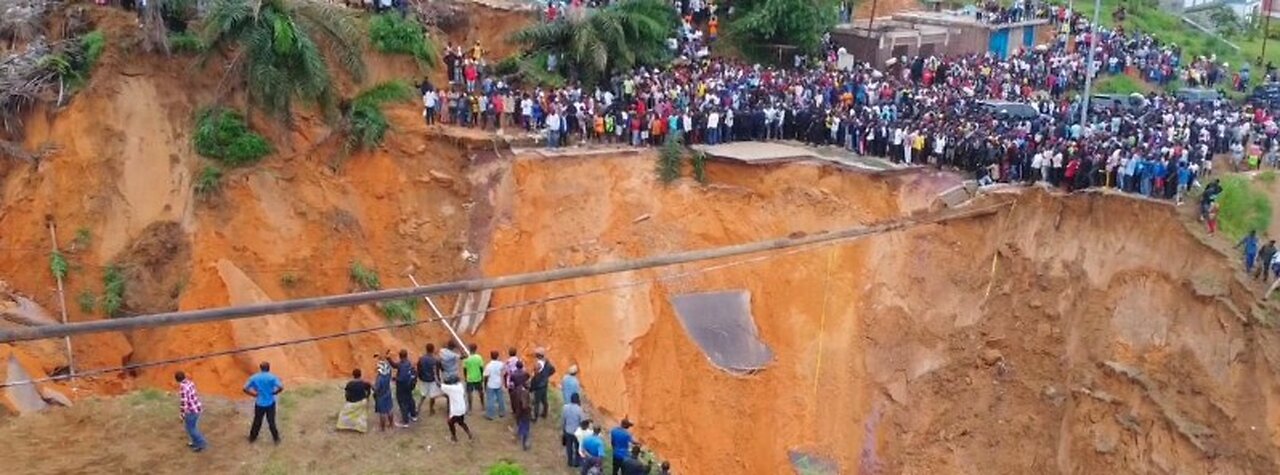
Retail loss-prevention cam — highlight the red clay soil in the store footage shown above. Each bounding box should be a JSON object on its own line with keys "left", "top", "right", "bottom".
{"left": 856, "top": 0, "right": 923, "bottom": 20}
{"left": 471, "top": 154, "right": 1280, "bottom": 474}
{"left": 5, "top": 4, "right": 1280, "bottom": 475}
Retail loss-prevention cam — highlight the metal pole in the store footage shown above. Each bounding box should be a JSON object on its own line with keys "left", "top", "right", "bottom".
{"left": 1263, "top": 5, "right": 1272, "bottom": 66}
{"left": 1078, "top": 0, "right": 1102, "bottom": 129}
{"left": 868, "top": 0, "right": 880, "bottom": 30}
{"left": 0, "top": 204, "right": 1004, "bottom": 343}
{"left": 408, "top": 275, "right": 470, "bottom": 356}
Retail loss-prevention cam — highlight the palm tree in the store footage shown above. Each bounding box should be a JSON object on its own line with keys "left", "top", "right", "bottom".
{"left": 202, "top": 0, "right": 365, "bottom": 123}
{"left": 510, "top": 0, "right": 674, "bottom": 83}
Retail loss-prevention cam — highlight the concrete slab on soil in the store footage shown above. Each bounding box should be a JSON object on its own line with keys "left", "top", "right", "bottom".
{"left": 694, "top": 142, "right": 820, "bottom": 163}
{"left": 695, "top": 141, "right": 902, "bottom": 171}
{"left": 670, "top": 290, "right": 773, "bottom": 374}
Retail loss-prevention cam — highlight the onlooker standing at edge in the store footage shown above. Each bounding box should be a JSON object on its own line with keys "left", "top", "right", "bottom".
{"left": 580, "top": 425, "right": 607, "bottom": 475}
{"left": 1257, "top": 240, "right": 1278, "bottom": 282}
{"left": 374, "top": 357, "right": 395, "bottom": 431}
{"left": 620, "top": 445, "right": 653, "bottom": 475}
{"left": 394, "top": 349, "right": 418, "bottom": 426}
{"left": 440, "top": 340, "right": 462, "bottom": 381}
{"left": 243, "top": 361, "right": 284, "bottom": 444}
{"left": 441, "top": 375, "right": 474, "bottom": 442}
{"left": 417, "top": 343, "right": 445, "bottom": 416}
{"left": 531, "top": 347, "right": 556, "bottom": 422}
{"left": 562, "top": 364, "right": 582, "bottom": 406}
{"left": 610, "top": 419, "right": 636, "bottom": 475}
{"left": 483, "top": 350, "right": 508, "bottom": 419}
{"left": 562, "top": 393, "right": 585, "bottom": 467}
{"left": 463, "top": 343, "right": 486, "bottom": 413}
{"left": 512, "top": 379, "right": 533, "bottom": 451}
{"left": 336, "top": 368, "right": 372, "bottom": 433}
{"left": 1237, "top": 230, "right": 1261, "bottom": 275}
{"left": 175, "top": 371, "right": 206, "bottom": 452}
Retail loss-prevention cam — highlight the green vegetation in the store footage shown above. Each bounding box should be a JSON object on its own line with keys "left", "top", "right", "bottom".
{"left": 40, "top": 29, "right": 108, "bottom": 90}
{"left": 76, "top": 290, "right": 96, "bottom": 314}
{"left": 349, "top": 261, "right": 382, "bottom": 291}
{"left": 344, "top": 81, "right": 416, "bottom": 153}
{"left": 193, "top": 107, "right": 271, "bottom": 165}
{"left": 691, "top": 150, "right": 708, "bottom": 184}
{"left": 1217, "top": 175, "right": 1272, "bottom": 241}
{"left": 728, "top": 0, "right": 838, "bottom": 60}
{"left": 194, "top": 165, "right": 224, "bottom": 197}
{"left": 73, "top": 227, "right": 92, "bottom": 250}
{"left": 658, "top": 134, "right": 683, "bottom": 183}
{"left": 202, "top": 0, "right": 365, "bottom": 122}
{"left": 368, "top": 13, "right": 438, "bottom": 69}
{"left": 494, "top": 53, "right": 568, "bottom": 87}
{"left": 1093, "top": 74, "right": 1148, "bottom": 95}
{"left": 1076, "top": 0, "right": 1254, "bottom": 72}
{"left": 486, "top": 461, "right": 526, "bottom": 475}
{"left": 168, "top": 31, "right": 204, "bottom": 54}
{"left": 49, "top": 249, "right": 68, "bottom": 281}
{"left": 511, "top": 0, "right": 675, "bottom": 82}
{"left": 1260, "top": 170, "right": 1277, "bottom": 184}
{"left": 102, "top": 265, "right": 127, "bottom": 318}
{"left": 81, "top": 30, "right": 105, "bottom": 67}
{"left": 348, "top": 261, "right": 417, "bottom": 322}
{"left": 380, "top": 298, "right": 419, "bottom": 323}
{"left": 280, "top": 273, "right": 300, "bottom": 288}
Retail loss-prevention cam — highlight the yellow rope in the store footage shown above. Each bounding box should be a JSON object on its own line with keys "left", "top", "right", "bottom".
{"left": 812, "top": 245, "right": 838, "bottom": 401}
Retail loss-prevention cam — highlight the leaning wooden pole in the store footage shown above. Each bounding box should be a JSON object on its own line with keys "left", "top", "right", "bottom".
{"left": 0, "top": 204, "right": 1005, "bottom": 343}
{"left": 46, "top": 221, "right": 75, "bottom": 376}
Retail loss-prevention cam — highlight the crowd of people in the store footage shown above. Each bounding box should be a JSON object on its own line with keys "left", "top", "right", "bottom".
{"left": 173, "top": 342, "right": 671, "bottom": 475}
{"left": 419, "top": 1, "right": 1279, "bottom": 211}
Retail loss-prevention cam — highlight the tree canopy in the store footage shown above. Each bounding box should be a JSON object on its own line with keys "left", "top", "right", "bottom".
{"left": 202, "top": 0, "right": 366, "bottom": 122}
{"left": 728, "top": 0, "right": 838, "bottom": 60}
{"left": 510, "top": 0, "right": 675, "bottom": 83}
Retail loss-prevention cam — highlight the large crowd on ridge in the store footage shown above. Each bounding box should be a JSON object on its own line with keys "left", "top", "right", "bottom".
{"left": 420, "top": 0, "right": 1280, "bottom": 208}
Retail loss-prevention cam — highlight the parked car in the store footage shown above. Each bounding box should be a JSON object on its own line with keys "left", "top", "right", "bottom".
{"left": 1248, "top": 83, "right": 1280, "bottom": 108}
{"left": 1089, "top": 93, "right": 1147, "bottom": 113}
{"left": 1175, "top": 88, "right": 1223, "bottom": 105}
{"left": 977, "top": 100, "right": 1041, "bottom": 120}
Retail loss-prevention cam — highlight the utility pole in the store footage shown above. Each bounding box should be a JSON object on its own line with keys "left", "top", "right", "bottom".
{"left": 868, "top": 0, "right": 880, "bottom": 30}
{"left": 1263, "top": 2, "right": 1273, "bottom": 66}
{"left": 1078, "top": 0, "right": 1102, "bottom": 129}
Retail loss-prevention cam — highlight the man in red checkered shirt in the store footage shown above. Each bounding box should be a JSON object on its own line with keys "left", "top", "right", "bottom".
{"left": 175, "top": 371, "right": 207, "bottom": 452}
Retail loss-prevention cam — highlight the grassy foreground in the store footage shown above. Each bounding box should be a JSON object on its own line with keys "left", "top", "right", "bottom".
{"left": 0, "top": 383, "right": 576, "bottom": 475}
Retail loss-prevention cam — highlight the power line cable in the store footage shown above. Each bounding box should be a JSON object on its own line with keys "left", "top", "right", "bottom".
{"left": 0, "top": 203, "right": 1005, "bottom": 344}
{"left": 0, "top": 231, "right": 879, "bottom": 389}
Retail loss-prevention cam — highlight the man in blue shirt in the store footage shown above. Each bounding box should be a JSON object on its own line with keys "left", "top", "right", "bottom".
{"left": 561, "top": 365, "right": 581, "bottom": 408}
{"left": 580, "top": 425, "right": 606, "bottom": 475}
{"left": 609, "top": 419, "right": 635, "bottom": 475}
{"left": 1238, "top": 230, "right": 1261, "bottom": 274}
{"left": 243, "top": 361, "right": 284, "bottom": 444}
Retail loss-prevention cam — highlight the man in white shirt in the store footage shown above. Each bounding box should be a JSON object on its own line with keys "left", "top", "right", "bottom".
{"left": 482, "top": 351, "right": 506, "bottom": 420}
{"left": 423, "top": 90, "right": 438, "bottom": 125}
{"left": 707, "top": 110, "right": 721, "bottom": 145}
{"left": 546, "top": 110, "right": 562, "bottom": 148}
{"left": 441, "top": 375, "right": 472, "bottom": 442}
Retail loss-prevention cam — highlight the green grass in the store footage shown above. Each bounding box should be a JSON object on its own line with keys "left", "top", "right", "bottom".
{"left": 1260, "top": 170, "right": 1277, "bottom": 183}
{"left": 279, "top": 273, "right": 300, "bottom": 288}
{"left": 102, "top": 265, "right": 127, "bottom": 318}
{"left": 192, "top": 107, "right": 272, "bottom": 166}
{"left": 82, "top": 30, "right": 106, "bottom": 69}
{"left": 49, "top": 250, "right": 68, "bottom": 281}
{"left": 349, "top": 261, "right": 381, "bottom": 291}
{"left": 368, "top": 13, "right": 438, "bottom": 69}
{"left": 657, "top": 134, "right": 682, "bottom": 183}
{"left": 379, "top": 298, "right": 419, "bottom": 323}
{"left": 73, "top": 227, "right": 92, "bottom": 250}
{"left": 1218, "top": 175, "right": 1273, "bottom": 241}
{"left": 486, "top": 460, "right": 526, "bottom": 475}
{"left": 194, "top": 165, "right": 223, "bottom": 197}
{"left": 1094, "top": 74, "right": 1148, "bottom": 95}
{"left": 168, "top": 31, "right": 203, "bottom": 54}
{"left": 76, "top": 290, "right": 96, "bottom": 314}
{"left": 691, "top": 151, "right": 708, "bottom": 184}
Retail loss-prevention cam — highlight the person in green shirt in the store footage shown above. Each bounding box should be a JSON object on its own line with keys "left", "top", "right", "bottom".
{"left": 463, "top": 343, "right": 485, "bottom": 413}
